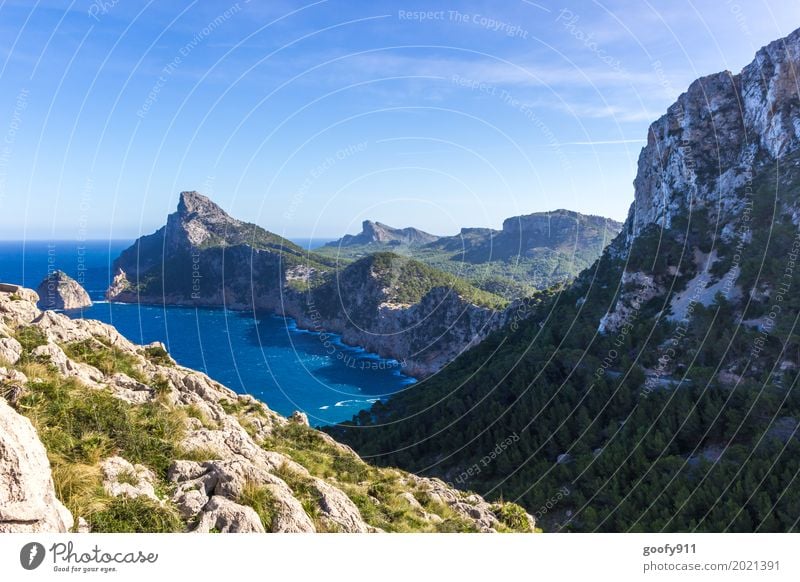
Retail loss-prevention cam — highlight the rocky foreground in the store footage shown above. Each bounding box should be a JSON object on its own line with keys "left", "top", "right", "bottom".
{"left": 0, "top": 284, "right": 534, "bottom": 533}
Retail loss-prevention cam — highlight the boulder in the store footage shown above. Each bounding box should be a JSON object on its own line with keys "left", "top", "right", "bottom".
{"left": 0, "top": 398, "right": 74, "bottom": 532}
{"left": 31, "top": 343, "right": 104, "bottom": 388}
{"left": 168, "top": 457, "right": 316, "bottom": 533}
{"left": 0, "top": 367, "right": 28, "bottom": 405}
{"left": 312, "top": 478, "right": 370, "bottom": 533}
{"left": 0, "top": 286, "right": 41, "bottom": 326}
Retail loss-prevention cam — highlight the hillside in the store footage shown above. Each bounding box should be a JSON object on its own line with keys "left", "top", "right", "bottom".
{"left": 318, "top": 210, "right": 623, "bottom": 299}
{"left": 327, "top": 28, "right": 800, "bottom": 532}
{"left": 107, "top": 192, "right": 511, "bottom": 377}
{"left": 293, "top": 253, "right": 510, "bottom": 376}
{"left": 0, "top": 284, "right": 534, "bottom": 533}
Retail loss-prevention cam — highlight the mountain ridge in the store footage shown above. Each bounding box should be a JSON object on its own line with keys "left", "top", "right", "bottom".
{"left": 319, "top": 209, "right": 622, "bottom": 297}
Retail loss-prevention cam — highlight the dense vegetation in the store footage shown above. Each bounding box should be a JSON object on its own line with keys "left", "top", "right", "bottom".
{"left": 328, "top": 157, "right": 800, "bottom": 532}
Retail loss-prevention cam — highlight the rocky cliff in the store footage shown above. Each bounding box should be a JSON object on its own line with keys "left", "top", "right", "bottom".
{"left": 107, "top": 192, "right": 511, "bottom": 377}
{"left": 604, "top": 26, "right": 800, "bottom": 334}
{"left": 0, "top": 284, "right": 535, "bottom": 533}
{"left": 629, "top": 28, "right": 800, "bottom": 239}
{"left": 36, "top": 271, "right": 92, "bottom": 311}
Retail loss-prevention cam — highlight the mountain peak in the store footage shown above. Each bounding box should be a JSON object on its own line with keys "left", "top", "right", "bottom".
{"left": 629, "top": 25, "right": 800, "bottom": 239}
{"left": 177, "top": 191, "right": 229, "bottom": 219}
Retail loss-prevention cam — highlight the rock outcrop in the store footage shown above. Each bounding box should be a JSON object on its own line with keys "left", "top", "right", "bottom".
{"left": 100, "top": 456, "right": 159, "bottom": 501}
{"left": 0, "top": 284, "right": 535, "bottom": 533}
{"left": 36, "top": 271, "right": 92, "bottom": 310}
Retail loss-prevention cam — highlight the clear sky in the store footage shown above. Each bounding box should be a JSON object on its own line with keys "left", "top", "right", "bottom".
{"left": 0, "top": 0, "right": 798, "bottom": 241}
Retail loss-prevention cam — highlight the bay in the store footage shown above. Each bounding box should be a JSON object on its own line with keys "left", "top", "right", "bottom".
{"left": 0, "top": 240, "right": 414, "bottom": 425}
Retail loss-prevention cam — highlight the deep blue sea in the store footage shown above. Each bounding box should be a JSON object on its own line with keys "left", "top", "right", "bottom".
{"left": 0, "top": 240, "right": 414, "bottom": 425}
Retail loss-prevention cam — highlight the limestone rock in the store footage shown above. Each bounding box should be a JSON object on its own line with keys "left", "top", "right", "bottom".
{"left": 105, "top": 269, "right": 130, "bottom": 302}
{"left": 0, "top": 398, "right": 74, "bottom": 532}
{"left": 167, "top": 458, "right": 316, "bottom": 532}
{"left": 107, "top": 373, "right": 153, "bottom": 404}
{"left": 31, "top": 343, "right": 104, "bottom": 388}
{"left": 36, "top": 271, "right": 92, "bottom": 310}
{"left": 0, "top": 367, "right": 28, "bottom": 384}
{"left": 100, "top": 456, "right": 158, "bottom": 501}
{"left": 33, "top": 311, "right": 136, "bottom": 351}
{"left": 312, "top": 478, "right": 370, "bottom": 533}
{"left": 0, "top": 285, "right": 41, "bottom": 326}
{"left": 0, "top": 367, "right": 27, "bottom": 406}
{"left": 0, "top": 337, "right": 22, "bottom": 365}
{"left": 193, "top": 496, "right": 265, "bottom": 533}
{"left": 630, "top": 28, "right": 800, "bottom": 239}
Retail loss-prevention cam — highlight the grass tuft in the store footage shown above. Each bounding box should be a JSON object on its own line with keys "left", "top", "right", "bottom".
{"left": 89, "top": 497, "right": 183, "bottom": 533}
{"left": 63, "top": 338, "right": 147, "bottom": 383}
{"left": 237, "top": 482, "right": 276, "bottom": 532}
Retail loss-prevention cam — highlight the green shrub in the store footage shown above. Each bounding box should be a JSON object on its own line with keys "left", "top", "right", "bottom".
{"left": 143, "top": 345, "right": 173, "bottom": 366}
{"left": 15, "top": 326, "right": 47, "bottom": 355}
{"left": 151, "top": 374, "right": 171, "bottom": 395}
{"left": 494, "top": 502, "right": 532, "bottom": 532}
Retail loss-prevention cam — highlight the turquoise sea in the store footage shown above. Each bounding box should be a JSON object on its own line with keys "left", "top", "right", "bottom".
{"left": 0, "top": 240, "right": 414, "bottom": 425}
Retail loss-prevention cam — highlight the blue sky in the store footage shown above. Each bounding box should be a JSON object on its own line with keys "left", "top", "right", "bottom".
{"left": 0, "top": 0, "right": 798, "bottom": 240}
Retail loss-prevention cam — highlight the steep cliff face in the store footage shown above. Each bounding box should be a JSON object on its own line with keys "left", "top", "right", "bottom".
{"left": 603, "top": 27, "right": 800, "bottom": 333}
{"left": 629, "top": 28, "right": 800, "bottom": 239}
{"left": 0, "top": 284, "right": 535, "bottom": 533}
{"left": 107, "top": 193, "right": 510, "bottom": 377}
